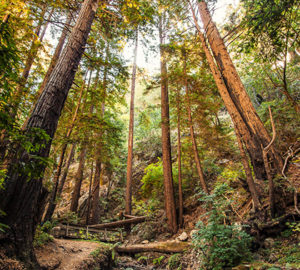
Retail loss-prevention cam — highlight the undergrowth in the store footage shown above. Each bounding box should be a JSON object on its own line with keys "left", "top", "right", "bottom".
{"left": 192, "top": 184, "right": 252, "bottom": 270}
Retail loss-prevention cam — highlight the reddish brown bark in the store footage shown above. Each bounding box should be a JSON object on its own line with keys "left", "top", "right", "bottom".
{"left": 235, "top": 129, "right": 261, "bottom": 210}
{"left": 86, "top": 162, "right": 94, "bottom": 225}
{"left": 57, "top": 143, "right": 76, "bottom": 198}
{"left": 89, "top": 216, "right": 146, "bottom": 229}
{"left": 90, "top": 44, "right": 109, "bottom": 224}
{"left": 44, "top": 77, "right": 86, "bottom": 221}
{"left": 189, "top": 3, "right": 261, "bottom": 208}
{"left": 0, "top": 0, "right": 99, "bottom": 266}
{"left": 125, "top": 28, "right": 138, "bottom": 216}
{"left": 91, "top": 157, "right": 101, "bottom": 224}
{"left": 70, "top": 145, "right": 87, "bottom": 212}
{"left": 159, "top": 15, "right": 177, "bottom": 234}
{"left": 176, "top": 87, "right": 183, "bottom": 228}
{"left": 197, "top": 2, "right": 282, "bottom": 179}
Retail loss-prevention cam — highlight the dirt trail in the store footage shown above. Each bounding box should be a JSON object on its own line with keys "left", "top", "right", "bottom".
{"left": 36, "top": 239, "right": 111, "bottom": 270}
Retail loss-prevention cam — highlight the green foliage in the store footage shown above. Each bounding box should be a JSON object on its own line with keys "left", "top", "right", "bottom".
{"left": 286, "top": 221, "right": 300, "bottom": 233}
{"left": 58, "top": 211, "right": 79, "bottom": 224}
{"left": 217, "top": 163, "right": 245, "bottom": 184}
{"left": 8, "top": 127, "right": 52, "bottom": 181}
{"left": 140, "top": 159, "right": 163, "bottom": 198}
{"left": 34, "top": 222, "right": 54, "bottom": 247}
{"left": 0, "top": 209, "right": 9, "bottom": 233}
{"left": 137, "top": 255, "right": 148, "bottom": 263}
{"left": 140, "top": 158, "right": 178, "bottom": 200}
{"left": 192, "top": 184, "right": 252, "bottom": 270}
{"left": 0, "top": 169, "right": 6, "bottom": 190}
{"left": 0, "top": 14, "right": 20, "bottom": 115}
{"left": 153, "top": 255, "right": 165, "bottom": 265}
{"left": 240, "top": 0, "right": 299, "bottom": 60}
{"left": 132, "top": 197, "right": 162, "bottom": 216}
{"left": 168, "top": 253, "right": 181, "bottom": 269}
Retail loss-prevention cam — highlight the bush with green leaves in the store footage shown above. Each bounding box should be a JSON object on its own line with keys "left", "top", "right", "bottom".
{"left": 192, "top": 184, "right": 252, "bottom": 270}
{"left": 168, "top": 253, "right": 181, "bottom": 269}
{"left": 34, "top": 223, "right": 54, "bottom": 247}
{"left": 140, "top": 158, "right": 178, "bottom": 200}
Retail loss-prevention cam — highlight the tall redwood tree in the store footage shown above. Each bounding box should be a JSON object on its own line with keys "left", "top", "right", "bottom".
{"left": 159, "top": 14, "right": 178, "bottom": 234}
{"left": 125, "top": 28, "right": 139, "bottom": 216}
{"left": 0, "top": 0, "right": 99, "bottom": 267}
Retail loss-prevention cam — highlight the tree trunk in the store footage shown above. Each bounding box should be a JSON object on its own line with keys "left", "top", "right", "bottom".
{"left": 189, "top": 4, "right": 261, "bottom": 208}
{"left": 235, "top": 128, "right": 261, "bottom": 210}
{"left": 43, "top": 143, "right": 68, "bottom": 222}
{"left": 91, "top": 157, "right": 101, "bottom": 224}
{"left": 90, "top": 44, "right": 109, "bottom": 224}
{"left": 116, "top": 241, "right": 189, "bottom": 254}
{"left": 183, "top": 51, "right": 208, "bottom": 193}
{"left": 70, "top": 145, "right": 87, "bottom": 213}
{"left": 38, "top": 12, "right": 73, "bottom": 99}
{"left": 0, "top": 5, "right": 49, "bottom": 160}
{"left": 159, "top": 16, "right": 177, "bottom": 234}
{"left": 57, "top": 143, "right": 76, "bottom": 198}
{"left": 0, "top": 0, "right": 98, "bottom": 267}
{"left": 43, "top": 78, "right": 85, "bottom": 221}
{"left": 125, "top": 28, "right": 138, "bottom": 216}
{"left": 86, "top": 162, "right": 94, "bottom": 225}
{"left": 12, "top": 5, "right": 48, "bottom": 110}
{"left": 39, "top": 6, "right": 54, "bottom": 42}
{"left": 44, "top": 142, "right": 77, "bottom": 222}
{"left": 22, "top": 12, "right": 73, "bottom": 129}
{"left": 176, "top": 87, "right": 183, "bottom": 228}
{"left": 89, "top": 216, "right": 146, "bottom": 229}
{"left": 197, "top": 2, "right": 282, "bottom": 179}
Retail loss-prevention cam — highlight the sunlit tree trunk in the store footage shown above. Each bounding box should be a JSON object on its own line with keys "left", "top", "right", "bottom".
{"left": 13, "top": 5, "right": 49, "bottom": 110}
{"left": 189, "top": 4, "right": 261, "bottom": 210}
{"left": 22, "top": 12, "right": 74, "bottom": 130}
{"left": 91, "top": 45, "right": 109, "bottom": 224}
{"left": 159, "top": 15, "right": 177, "bottom": 234}
{"left": 125, "top": 28, "right": 138, "bottom": 216}
{"left": 176, "top": 87, "right": 183, "bottom": 228}
{"left": 0, "top": 0, "right": 99, "bottom": 267}
{"left": 197, "top": 1, "right": 282, "bottom": 179}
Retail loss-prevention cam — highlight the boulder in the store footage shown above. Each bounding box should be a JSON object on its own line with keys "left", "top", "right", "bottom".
{"left": 177, "top": 232, "right": 188, "bottom": 241}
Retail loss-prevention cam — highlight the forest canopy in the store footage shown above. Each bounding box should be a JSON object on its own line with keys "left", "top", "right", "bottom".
{"left": 0, "top": 0, "right": 299, "bottom": 269}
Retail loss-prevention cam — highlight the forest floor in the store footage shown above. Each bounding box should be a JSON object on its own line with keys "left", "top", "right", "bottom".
{"left": 35, "top": 239, "right": 112, "bottom": 270}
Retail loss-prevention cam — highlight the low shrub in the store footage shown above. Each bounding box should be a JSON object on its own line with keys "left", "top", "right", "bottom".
{"left": 192, "top": 184, "right": 252, "bottom": 270}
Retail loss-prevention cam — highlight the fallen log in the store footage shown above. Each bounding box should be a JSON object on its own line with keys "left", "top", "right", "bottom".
{"left": 88, "top": 216, "right": 146, "bottom": 229}
{"left": 122, "top": 213, "right": 139, "bottom": 219}
{"left": 116, "top": 241, "right": 190, "bottom": 254}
